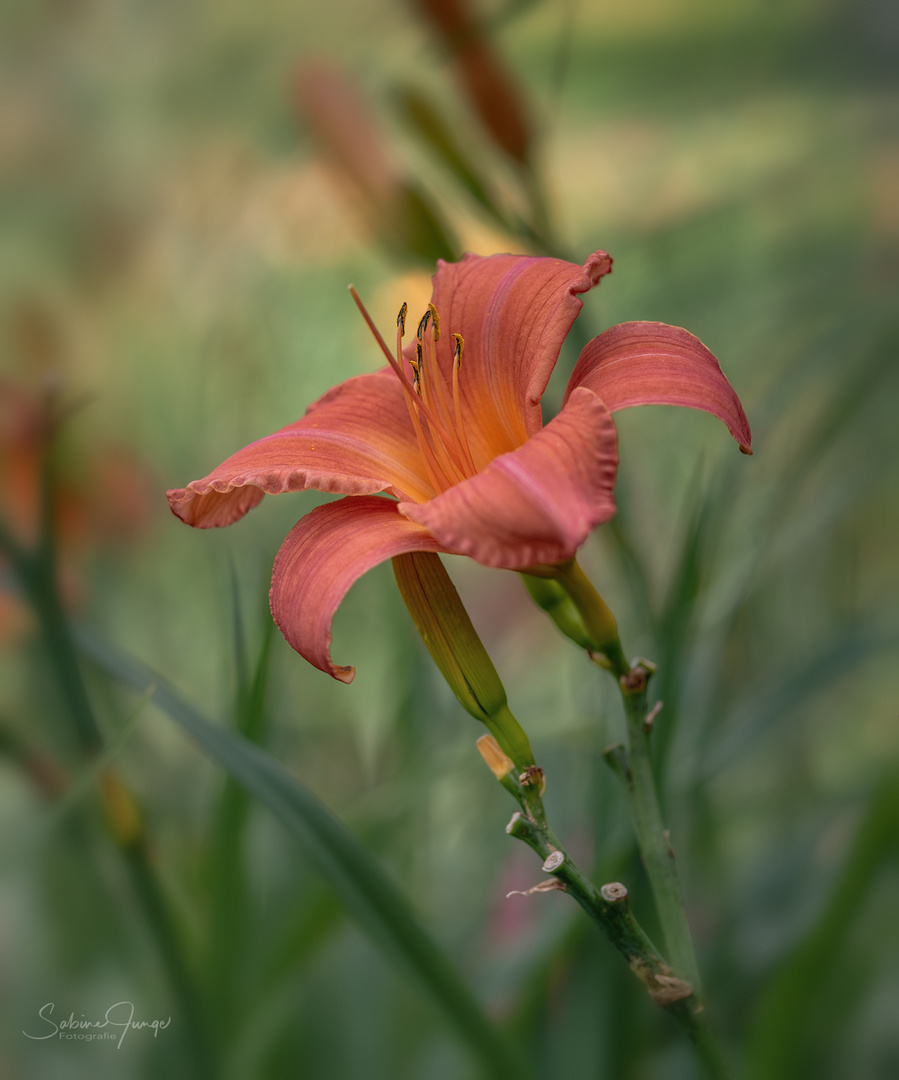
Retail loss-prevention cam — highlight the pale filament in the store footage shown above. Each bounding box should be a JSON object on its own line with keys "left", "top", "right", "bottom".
{"left": 417, "top": 323, "right": 464, "bottom": 469}
{"left": 413, "top": 309, "right": 480, "bottom": 479}
{"left": 450, "top": 334, "right": 477, "bottom": 474}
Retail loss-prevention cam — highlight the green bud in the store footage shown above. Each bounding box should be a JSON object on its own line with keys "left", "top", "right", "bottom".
{"left": 521, "top": 573, "right": 593, "bottom": 649}
{"left": 524, "top": 560, "right": 629, "bottom": 677}
{"left": 392, "top": 552, "right": 534, "bottom": 767}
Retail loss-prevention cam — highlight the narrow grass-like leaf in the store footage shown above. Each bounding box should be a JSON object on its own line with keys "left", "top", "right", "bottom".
{"left": 205, "top": 584, "right": 276, "bottom": 1023}
{"left": 747, "top": 767, "right": 899, "bottom": 1077}
{"left": 76, "top": 626, "right": 527, "bottom": 1080}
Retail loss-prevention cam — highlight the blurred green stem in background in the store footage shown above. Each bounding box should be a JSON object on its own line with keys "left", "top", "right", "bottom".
{"left": 0, "top": 416, "right": 101, "bottom": 755}
{"left": 605, "top": 663, "right": 702, "bottom": 994}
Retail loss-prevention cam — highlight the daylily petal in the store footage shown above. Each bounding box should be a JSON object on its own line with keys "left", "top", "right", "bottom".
{"left": 398, "top": 387, "right": 618, "bottom": 569}
{"left": 566, "top": 321, "right": 752, "bottom": 452}
{"left": 167, "top": 369, "right": 433, "bottom": 527}
{"left": 428, "top": 250, "right": 613, "bottom": 464}
{"left": 270, "top": 495, "right": 445, "bottom": 682}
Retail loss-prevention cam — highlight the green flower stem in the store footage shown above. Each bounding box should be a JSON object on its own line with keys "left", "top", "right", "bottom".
{"left": 609, "top": 665, "right": 702, "bottom": 993}
{"left": 484, "top": 702, "right": 535, "bottom": 772}
{"left": 524, "top": 561, "right": 727, "bottom": 1075}
{"left": 490, "top": 756, "right": 725, "bottom": 1074}
{"left": 531, "top": 561, "right": 704, "bottom": 992}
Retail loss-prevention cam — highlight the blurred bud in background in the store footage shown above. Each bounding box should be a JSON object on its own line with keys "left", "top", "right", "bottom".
{"left": 412, "top": 0, "right": 532, "bottom": 166}
{"left": 292, "top": 59, "right": 457, "bottom": 265}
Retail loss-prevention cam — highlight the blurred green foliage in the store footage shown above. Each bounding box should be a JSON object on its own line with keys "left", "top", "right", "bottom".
{"left": 1, "top": 0, "right": 897, "bottom": 1077}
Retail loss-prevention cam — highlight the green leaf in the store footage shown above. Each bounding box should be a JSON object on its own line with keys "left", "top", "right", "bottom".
{"left": 75, "top": 626, "right": 527, "bottom": 1080}
{"left": 205, "top": 585, "right": 276, "bottom": 1022}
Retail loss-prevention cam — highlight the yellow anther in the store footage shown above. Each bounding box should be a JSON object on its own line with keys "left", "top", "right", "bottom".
{"left": 416, "top": 309, "right": 431, "bottom": 340}
{"left": 428, "top": 303, "right": 440, "bottom": 341}
{"left": 452, "top": 333, "right": 464, "bottom": 366}
{"left": 397, "top": 302, "right": 408, "bottom": 336}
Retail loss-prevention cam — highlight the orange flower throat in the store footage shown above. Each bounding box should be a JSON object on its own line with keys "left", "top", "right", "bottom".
{"left": 349, "top": 286, "right": 482, "bottom": 501}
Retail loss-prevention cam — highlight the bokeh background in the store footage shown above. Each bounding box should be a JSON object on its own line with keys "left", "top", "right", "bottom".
{"left": 1, "top": 0, "right": 897, "bottom": 1077}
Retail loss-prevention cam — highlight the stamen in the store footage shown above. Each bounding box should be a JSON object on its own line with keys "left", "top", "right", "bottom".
{"left": 418, "top": 310, "right": 472, "bottom": 483}
{"left": 347, "top": 284, "right": 474, "bottom": 493}
{"left": 423, "top": 324, "right": 455, "bottom": 447}
{"left": 451, "top": 333, "right": 477, "bottom": 473}
{"left": 411, "top": 343, "right": 423, "bottom": 397}
{"left": 416, "top": 333, "right": 467, "bottom": 484}
{"left": 395, "top": 296, "right": 455, "bottom": 489}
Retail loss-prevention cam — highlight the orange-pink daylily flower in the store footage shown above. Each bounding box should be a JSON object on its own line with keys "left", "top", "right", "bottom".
{"left": 167, "top": 251, "right": 751, "bottom": 682}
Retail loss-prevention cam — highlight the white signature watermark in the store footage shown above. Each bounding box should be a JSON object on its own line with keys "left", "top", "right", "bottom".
{"left": 23, "top": 1001, "right": 171, "bottom": 1049}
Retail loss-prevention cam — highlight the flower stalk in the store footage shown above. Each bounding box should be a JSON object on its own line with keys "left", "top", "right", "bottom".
{"left": 396, "top": 548, "right": 717, "bottom": 1066}
{"left": 605, "top": 663, "right": 703, "bottom": 994}
{"left": 525, "top": 564, "right": 728, "bottom": 1074}
{"left": 476, "top": 735, "right": 726, "bottom": 1076}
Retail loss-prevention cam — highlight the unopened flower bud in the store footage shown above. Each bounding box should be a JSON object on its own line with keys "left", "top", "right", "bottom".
{"left": 521, "top": 573, "right": 593, "bottom": 650}
{"left": 526, "top": 560, "right": 629, "bottom": 677}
